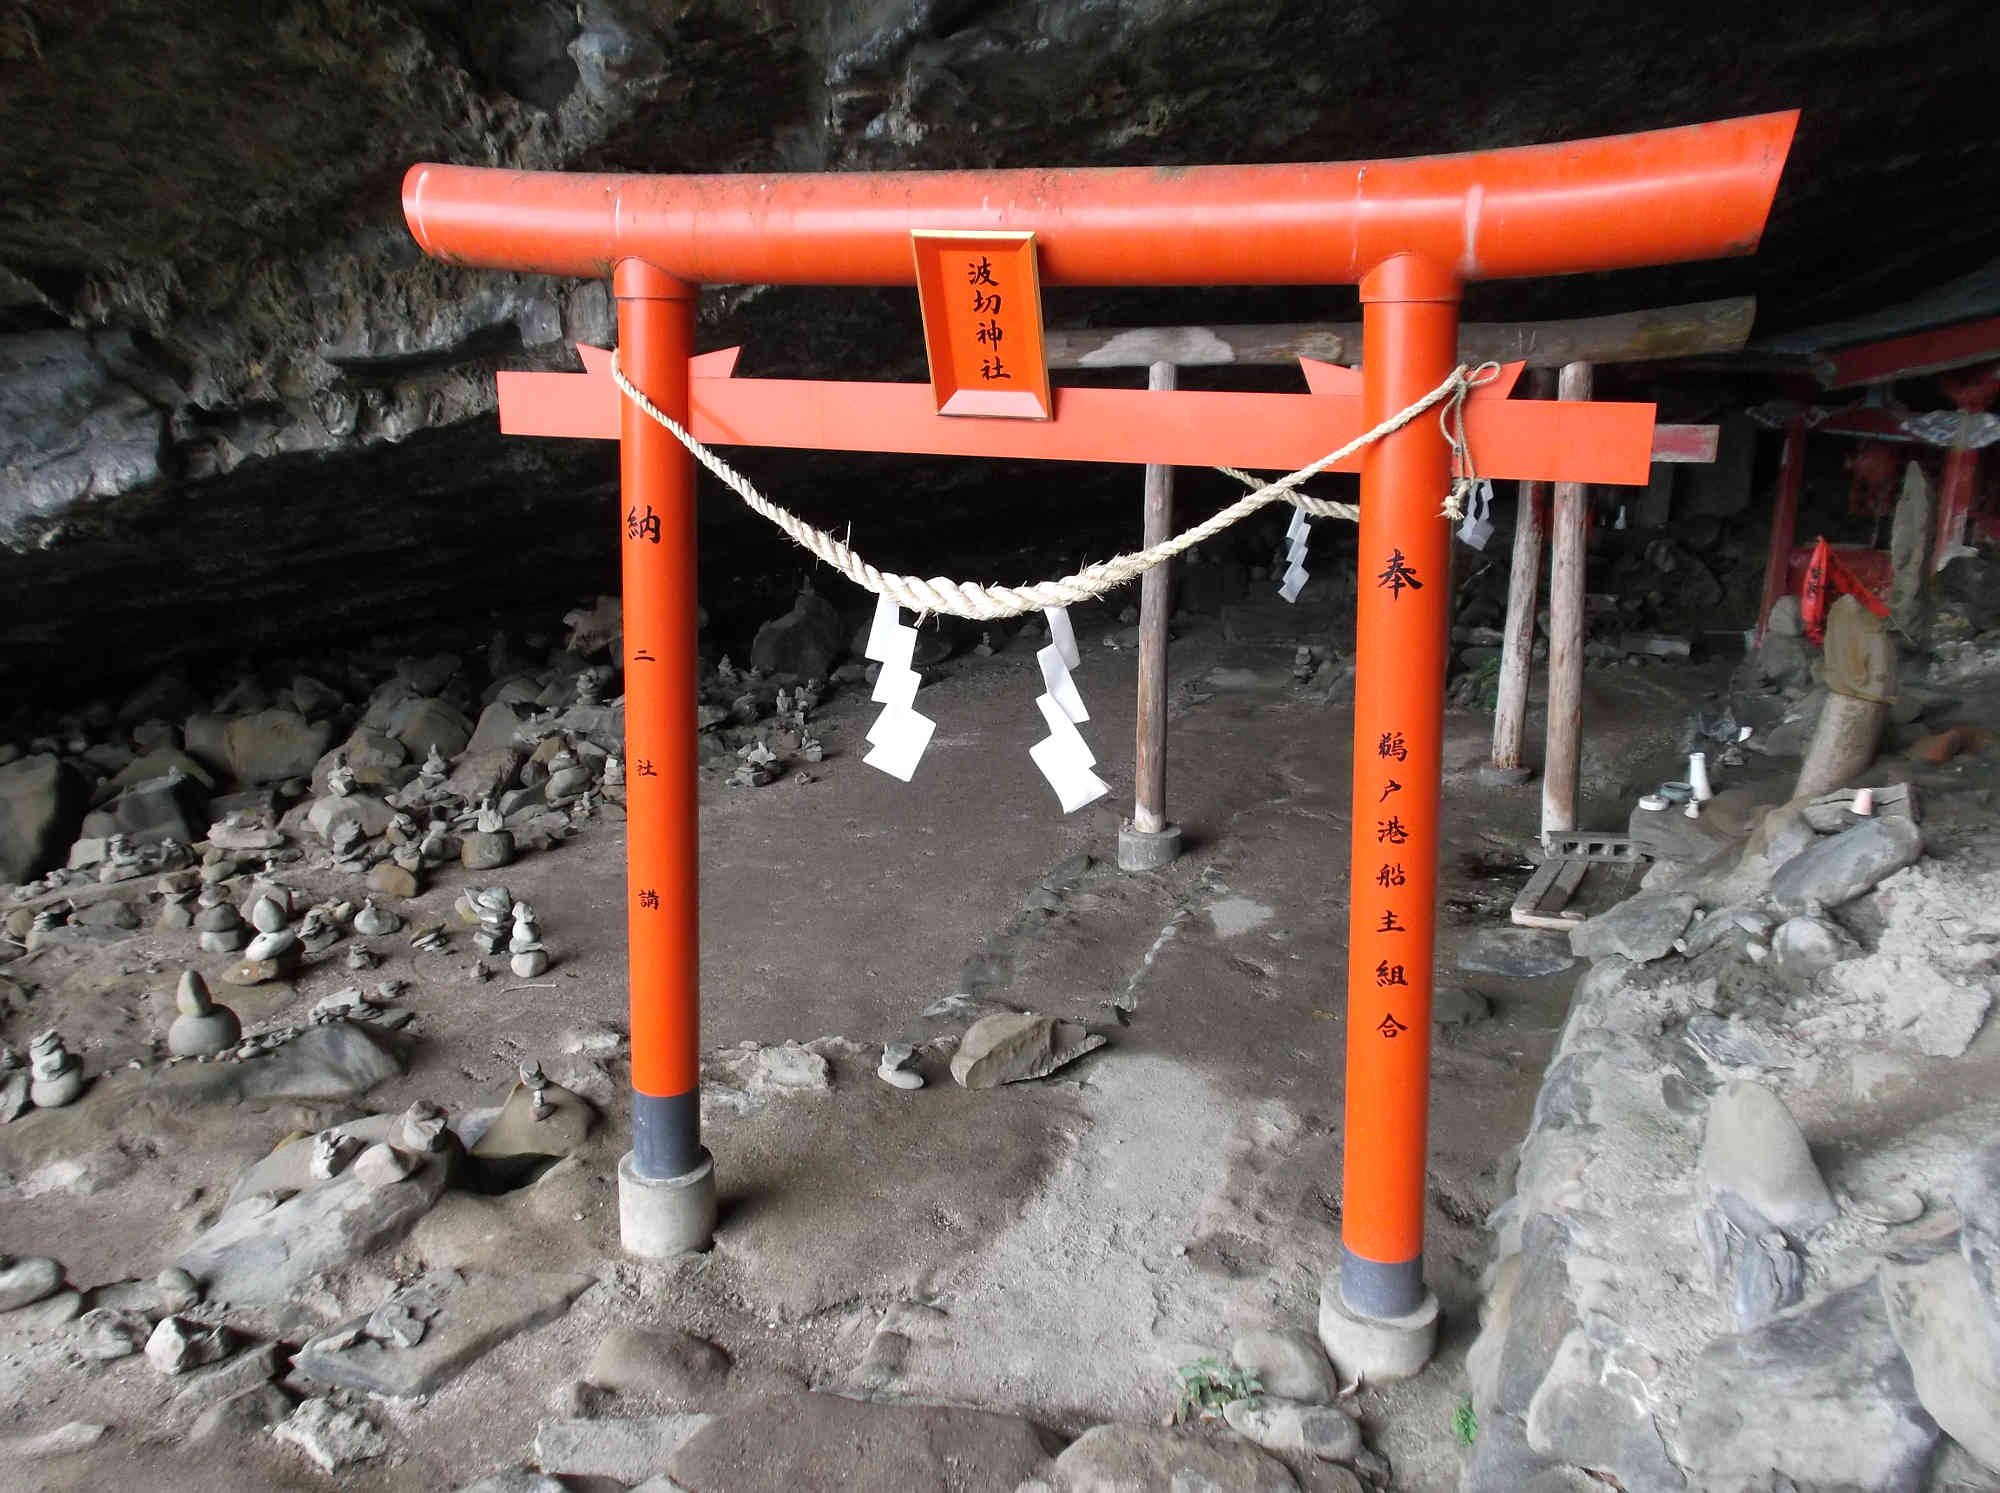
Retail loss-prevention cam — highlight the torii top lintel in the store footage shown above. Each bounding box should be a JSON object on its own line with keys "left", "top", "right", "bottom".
{"left": 402, "top": 112, "right": 1797, "bottom": 289}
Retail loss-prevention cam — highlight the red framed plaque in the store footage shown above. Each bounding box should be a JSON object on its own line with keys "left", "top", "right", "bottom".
{"left": 911, "top": 230, "right": 1052, "bottom": 419}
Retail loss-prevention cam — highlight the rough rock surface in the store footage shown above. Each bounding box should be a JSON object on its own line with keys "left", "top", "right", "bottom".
{"left": 274, "top": 1397, "right": 389, "bottom": 1473}
{"left": 176, "top": 1114, "right": 451, "bottom": 1305}
{"left": 1463, "top": 842, "right": 1991, "bottom": 1493}
{"left": 1229, "top": 1327, "right": 1340, "bottom": 1404}
{"left": 295, "top": 1270, "right": 592, "bottom": 1397}
{"left": 586, "top": 1324, "right": 733, "bottom": 1400}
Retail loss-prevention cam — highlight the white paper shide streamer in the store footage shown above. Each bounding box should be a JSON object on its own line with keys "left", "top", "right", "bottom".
{"left": 1029, "top": 606, "right": 1109, "bottom": 813}
{"left": 861, "top": 595, "right": 935, "bottom": 781}
{"left": 1277, "top": 506, "right": 1311, "bottom": 603}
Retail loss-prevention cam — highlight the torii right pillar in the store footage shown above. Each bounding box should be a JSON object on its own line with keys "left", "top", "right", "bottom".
{"left": 1324, "top": 253, "right": 1459, "bottom": 1376}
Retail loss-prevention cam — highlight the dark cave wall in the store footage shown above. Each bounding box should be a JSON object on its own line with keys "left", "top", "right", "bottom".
{"left": 2, "top": 0, "right": 1997, "bottom": 695}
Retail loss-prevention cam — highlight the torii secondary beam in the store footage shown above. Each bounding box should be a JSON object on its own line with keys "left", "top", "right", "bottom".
{"left": 497, "top": 344, "right": 1701, "bottom": 483}
{"left": 402, "top": 109, "right": 1796, "bottom": 1383}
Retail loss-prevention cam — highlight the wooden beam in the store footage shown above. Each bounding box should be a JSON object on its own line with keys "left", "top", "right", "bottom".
{"left": 1541, "top": 362, "right": 1592, "bottom": 842}
{"left": 1491, "top": 368, "right": 1557, "bottom": 780}
{"left": 1825, "top": 315, "right": 2000, "bottom": 390}
{"left": 1133, "top": 361, "right": 1175, "bottom": 839}
{"left": 1044, "top": 296, "right": 1756, "bottom": 371}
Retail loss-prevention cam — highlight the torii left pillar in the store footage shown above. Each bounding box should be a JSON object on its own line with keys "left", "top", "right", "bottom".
{"left": 612, "top": 259, "right": 717, "bottom": 1255}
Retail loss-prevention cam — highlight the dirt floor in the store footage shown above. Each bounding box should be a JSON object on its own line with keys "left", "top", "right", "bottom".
{"left": 0, "top": 602, "right": 1772, "bottom": 1491}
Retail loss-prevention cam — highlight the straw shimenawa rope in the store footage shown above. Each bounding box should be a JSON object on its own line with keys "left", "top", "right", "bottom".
{"left": 609, "top": 351, "right": 1498, "bottom": 621}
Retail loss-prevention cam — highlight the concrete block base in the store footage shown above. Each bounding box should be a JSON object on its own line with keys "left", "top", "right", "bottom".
{"left": 1318, "top": 1269, "right": 1439, "bottom": 1382}
{"left": 1117, "top": 820, "right": 1182, "bottom": 871}
{"left": 618, "top": 1149, "right": 716, "bottom": 1258}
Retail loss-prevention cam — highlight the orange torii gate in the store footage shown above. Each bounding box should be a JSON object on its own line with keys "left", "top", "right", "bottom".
{"left": 402, "top": 111, "right": 1795, "bottom": 1378}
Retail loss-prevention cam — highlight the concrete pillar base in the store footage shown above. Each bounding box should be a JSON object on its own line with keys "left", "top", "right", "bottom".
{"left": 1318, "top": 1269, "right": 1440, "bottom": 1382}
{"left": 618, "top": 1149, "right": 716, "bottom": 1257}
{"left": 1118, "top": 820, "right": 1182, "bottom": 871}
{"left": 1477, "top": 763, "right": 1534, "bottom": 788}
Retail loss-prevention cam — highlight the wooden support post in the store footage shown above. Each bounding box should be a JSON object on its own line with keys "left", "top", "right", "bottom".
{"left": 1120, "top": 362, "right": 1184, "bottom": 871}
{"left": 1540, "top": 362, "right": 1592, "bottom": 842}
{"left": 1488, "top": 367, "right": 1556, "bottom": 782}
{"left": 1757, "top": 416, "right": 1807, "bottom": 640}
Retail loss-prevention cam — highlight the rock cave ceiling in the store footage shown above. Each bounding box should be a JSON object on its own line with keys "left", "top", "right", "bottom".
{"left": 0, "top": 0, "right": 1996, "bottom": 689}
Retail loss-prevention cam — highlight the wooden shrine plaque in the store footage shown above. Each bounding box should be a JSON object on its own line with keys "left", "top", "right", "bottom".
{"left": 911, "top": 230, "right": 1052, "bottom": 420}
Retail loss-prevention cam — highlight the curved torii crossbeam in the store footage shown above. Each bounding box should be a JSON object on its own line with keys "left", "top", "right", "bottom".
{"left": 403, "top": 110, "right": 1796, "bottom": 1377}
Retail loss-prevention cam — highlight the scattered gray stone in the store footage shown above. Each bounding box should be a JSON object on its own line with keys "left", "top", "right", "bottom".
{"left": 1769, "top": 815, "right": 1924, "bottom": 915}
{"left": 1051, "top": 1424, "right": 1298, "bottom": 1493}
{"left": 950, "top": 1010, "right": 1105, "bottom": 1087}
{"left": 294, "top": 1270, "right": 591, "bottom": 1397}
{"left": 0, "top": 1421, "right": 108, "bottom": 1460}
{"left": 1230, "top": 1327, "right": 1340, "bottom": 1404}
{"left": 1457, "top": 929, "right": 1576, "bottom": 978}
{"left": 750, "top": 588, "right": 843, "bottom": 679}
{"left": 453, "top": 1470, "right": 568, "bottom": 1493}
{"left": 73, "top": 1306, "right": 152, "bottom": 1361}
{"left": 1698, "top": 1202, "right": 1804, "bottom": 1329}
{"left": 1677, "top": 1281, "right": 1937, "bottom": 1492}
{"left": 274, "top": 1397, "right": 388, "bottom": 1473}
{"left": 536, "top": 1414, "right": 714, "bottom": 1483}
{"left": 1222, "top": 1397, "right": 1363, "bottom": 1463}
{"left": 1524, "top": 1330, "right": 1685, "bottom": 1493}
{"left": 1769, "top": 915, "right": 1848, "bottom": 983}
{"left": 175, "top": 1341, "right": 281, "bottom": 1407}
{"left": 1568, "top": 892, "right": 1696, "bottom": 964}
{"left": 145, "top": 1315, "right": 231, "bottom": 1374}
{"left": 587, "top": 1324, "right": 733, "bottom": 1400}
{"left": 1433, "top": 985, "right": 1491, "bottom": 1026}
{"left": 1957, "top": 1139, "right": 2000, "bottom": 1340}
{"left": 0, "top": 1255, "right": 63, "bottom": 1311}
{"left": 1699, "top": 1080, "right": 1837, "bottom": 1235}
{"left": 669, "top": 1395, "right": 1059, "bottom": 1492}
{"left": 0, "top": 1288, "right": 82, "bottom": 1335}
{"left": 190, "top": 1384, "right": 295, "bottom": 1442}
{"left": 156, "top": 1266, "right": 201, "bottom": 1313}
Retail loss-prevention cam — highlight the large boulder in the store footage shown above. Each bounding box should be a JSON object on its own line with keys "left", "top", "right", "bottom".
{"left": 1676, "top": 1281, "right": 1938, "bottom": 1492}
{"left": 0, "top": 753, "right": 86, "bottom": 883}
{"left": 1769, "top": 816, "right": 1923, "bottom": 916}
{"left": 1051, "top": 1424, "right": 1298, "bottom": 1492}
{"left": 387, "top": 697, "right": 474, "bottom": 761}
{"left": 749, "top": 589, "right": 843, "bottom": 680}
{"left": 217, "top": 709, "right": 334, "bottom": 785}
{"left": 1880, "top": 1251, "right": 2000, "bottom": 1472}
{"left": 1568, "top": 893, "right": 1695, "bottom": 964}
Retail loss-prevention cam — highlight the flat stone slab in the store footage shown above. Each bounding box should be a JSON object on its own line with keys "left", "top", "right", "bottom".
{"left": 296, "top": 1269, "right": 592, "bottom": 1397}
{"left": 1457, "top": 929, "right": 1576, "bottom": 979}
{"left": 536, "top": 1414, "right": 713, "bottom": 1483}
{"left": 668, "top": 1394, "right": 1058, "bottom": 1492}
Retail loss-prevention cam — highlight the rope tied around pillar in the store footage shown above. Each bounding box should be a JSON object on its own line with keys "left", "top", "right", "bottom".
{"left": 609, "top": 350, "right": 1499, "bottom": 621}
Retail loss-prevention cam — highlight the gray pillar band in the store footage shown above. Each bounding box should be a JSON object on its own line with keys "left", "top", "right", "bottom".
{"left": 632, "top": 1089, "right": 702, "bottom": 1178}
{"left": 1340, "top": 1246, "right": 1426, "bottom": 1319}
